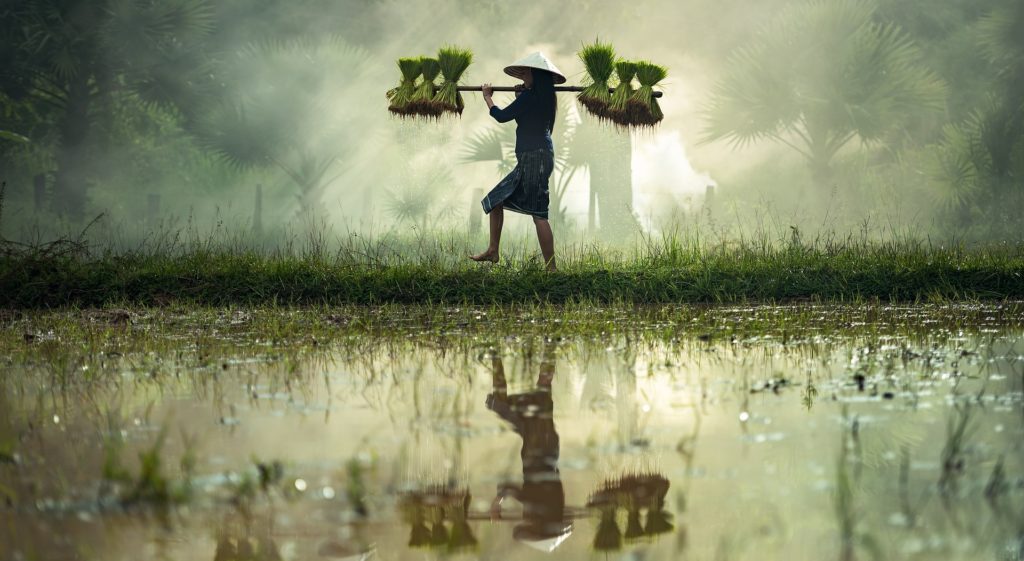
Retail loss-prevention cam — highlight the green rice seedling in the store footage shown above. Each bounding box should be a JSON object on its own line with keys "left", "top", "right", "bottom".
{"left": 409, "top": 57, "right": 442, "bottom": 117}
{"left": 346, "top": 456, "right": 370, "bottom": 517}
{"left": 607, "top": 61, "right": 638, "bottom": 126}
{"left": 577, "top": 41, "right": 616, "bottom": 120}
{"left": 631, "top": 61, "right": 667, "bottom": 127}
{"left": 388, "top": 58, "right": 423, "bottom": 116}
{"left": 434, "top": 46, "right": 473, "bottom": 115}
{"left": 629, "top": 61, "right": 667, "bottom": 126}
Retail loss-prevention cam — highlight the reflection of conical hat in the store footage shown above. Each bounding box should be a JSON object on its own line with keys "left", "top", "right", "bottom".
{"left": 513, "top": 523, "right": 573, "bottom": 552}
{"left": 518, "top": 531, "right": 572, "bottom": 553}
{"left": 504, "top": 52, "right": 567, "bottom": 84}
{"left": 317, "top": 541, "right": 375, "bottom": 561}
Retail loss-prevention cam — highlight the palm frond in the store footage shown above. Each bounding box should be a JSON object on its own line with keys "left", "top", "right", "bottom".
{"left": 460, "top": 128, "right": 509, "bottom": 164}
{"left": 702, "top": 0, "right": 944, "bottom": 163}
{"left": 193, "top": 102, "right": 275, "bottom": 170}
{"left": 975, "top": 5, "right": 1024, "bottom": 78}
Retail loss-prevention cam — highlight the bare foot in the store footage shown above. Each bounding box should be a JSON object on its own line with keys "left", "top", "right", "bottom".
{"left": 469, "top": 250, "right": 499, "bottom": 263}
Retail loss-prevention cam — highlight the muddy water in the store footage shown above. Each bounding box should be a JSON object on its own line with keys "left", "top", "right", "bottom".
{"left": 1, "top": 307, "right": 1023, "bottom": 561}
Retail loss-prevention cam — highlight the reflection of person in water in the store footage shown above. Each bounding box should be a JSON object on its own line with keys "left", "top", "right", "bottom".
{"left": 486, "top": 344, "right": 572, "bottom": 552}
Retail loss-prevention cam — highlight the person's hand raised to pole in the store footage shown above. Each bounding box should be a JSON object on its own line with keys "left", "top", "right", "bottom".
{"left": 482, "top": 83, "right": 494, "bottom": 109}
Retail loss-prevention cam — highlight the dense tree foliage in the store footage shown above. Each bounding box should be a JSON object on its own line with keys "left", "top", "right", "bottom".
{"left": 0, "top": 0, "right": 220, "bottom": 220}
{"left": 1, "top": 0, "right": 1021, "bottom": 239}
{"left": 702, "top": 0, "right": 945, "bottom": 185}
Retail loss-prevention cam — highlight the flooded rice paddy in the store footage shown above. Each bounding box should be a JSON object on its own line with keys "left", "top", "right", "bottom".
{"left": 1, "top": 304, "right": 1023, "bottom": 561}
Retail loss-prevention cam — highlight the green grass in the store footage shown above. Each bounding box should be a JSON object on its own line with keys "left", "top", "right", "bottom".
{"left": 2, "top": 232, "right": 1024, "bottom": 307}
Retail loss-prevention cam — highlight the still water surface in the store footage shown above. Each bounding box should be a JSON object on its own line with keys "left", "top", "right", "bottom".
{"left": 1, "top": 306, "right": 1022, "bottom": 560}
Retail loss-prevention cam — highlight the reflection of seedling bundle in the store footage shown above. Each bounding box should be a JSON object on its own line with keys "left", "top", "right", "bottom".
{"left": 399, "top": 485, "right": 478, "bottom": 552}
{"left": 387, "top": 58, "right": 422, "bottom": 116}
{"left": 586, "top": 472, "right": 673, "bottom": 551}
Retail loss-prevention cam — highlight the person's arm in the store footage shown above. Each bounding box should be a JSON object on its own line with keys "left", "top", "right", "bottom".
{"left": 490, "top": 483, "right": 521, "bottom": 520}
{"left": 487, "top": 89, "right": 531, "bottom": 123}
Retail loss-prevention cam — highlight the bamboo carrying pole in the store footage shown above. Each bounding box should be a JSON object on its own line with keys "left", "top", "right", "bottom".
{"left": 455, "top": 85, "right": 663, "bottom": 97}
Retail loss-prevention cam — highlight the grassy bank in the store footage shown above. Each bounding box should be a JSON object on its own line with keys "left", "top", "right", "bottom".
{"left": 4, "top": 234, "right": 1024, "bottom": 307}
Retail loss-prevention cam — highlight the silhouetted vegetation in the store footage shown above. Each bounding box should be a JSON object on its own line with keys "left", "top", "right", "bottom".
{"left": 2, "top": 0, "right": 1021, "bottom": 242}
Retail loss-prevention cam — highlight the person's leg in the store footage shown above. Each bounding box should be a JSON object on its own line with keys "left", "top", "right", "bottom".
{"left": 491, "top": 355, "right": 508, "bottom": 394}
{"left": 470, "top": 204, "right": 503, "bottom": 262}
{"left": 533, "top": 216, "right": 556, "bottom": 271}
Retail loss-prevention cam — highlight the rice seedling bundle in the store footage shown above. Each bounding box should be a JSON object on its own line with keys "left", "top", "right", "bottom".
{"left": 607, "top": 61, "right": 638, "bottom": 126}
{"left": 409, "top": 56, "right": 442, "bottom": 117}
{"left": 631, "top": 61, "right": 667, "bottom": 127}
{"left": 434, "top": 46, "right": 473, "bottom": 115}
{"left": 577, "top": 41, "right": 616, "bottom": 120}
{"left": 388, "top": 58, "right": 423, "bottom": 116}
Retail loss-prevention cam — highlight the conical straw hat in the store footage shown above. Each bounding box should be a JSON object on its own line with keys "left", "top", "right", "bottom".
{"left": 504, "top": 51, "right": 567, "bottom": 84}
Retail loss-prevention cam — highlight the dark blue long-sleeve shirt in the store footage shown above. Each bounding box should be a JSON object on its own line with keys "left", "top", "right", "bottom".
{"left": 489, "top": 89, "right": 554, "bottom": 155}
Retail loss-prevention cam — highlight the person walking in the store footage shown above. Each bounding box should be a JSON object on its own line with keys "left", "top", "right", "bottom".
{"left": 470, "top": 52, "right": 565, "bottom": 271}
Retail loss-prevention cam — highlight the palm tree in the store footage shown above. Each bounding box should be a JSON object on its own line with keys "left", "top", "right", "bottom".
{"left": 973, "top": 2, "right": 1024, "bottom": 179}
{"left": 0, "top": 0, "right": 218, "bottom": 221}
{"left": 570, "top": 105, "right": 638, "bottom": 239}
{"left": 925, "top": 2, "right": 1024, "bottom": 231}
{"left": 383, "top": 159, "right": 458, "bottom": 230}
{"left": 195, "top": 39, "right": 369, "bottom": 218}
{"left": 703, "top": 0, "right": 945, "bottom": 191}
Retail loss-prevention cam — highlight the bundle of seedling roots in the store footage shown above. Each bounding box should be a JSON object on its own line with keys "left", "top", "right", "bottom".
{"left": 387, "top": 41, "right": 667, "bottom": 128}
{"left": 576, "top": 41, "right": 667, "bottom": 128}
{"left": 387, "top": 46, "right": 473, "bottom": 118}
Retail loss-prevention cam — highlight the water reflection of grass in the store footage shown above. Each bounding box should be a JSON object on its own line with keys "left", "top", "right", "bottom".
{"left": 1, "top": 304, "right": 1021, "bottom": 560}
{"left": 834, "top": 410, "right": 885, "bottom": 561}
{"left": 4, "top": 304, "right": 1022, "bottom": 371}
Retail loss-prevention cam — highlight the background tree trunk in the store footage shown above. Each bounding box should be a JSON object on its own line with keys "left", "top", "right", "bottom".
{"left": 52, "top": 72, "right": 92, "bottom": 222}
{"left": 589, "top": 130, "right": 638, "bottom": 241}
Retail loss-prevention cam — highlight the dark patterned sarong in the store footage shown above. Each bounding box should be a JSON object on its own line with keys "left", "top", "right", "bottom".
{"left": 481, "top": 149, "right": 554, "bottom": 220}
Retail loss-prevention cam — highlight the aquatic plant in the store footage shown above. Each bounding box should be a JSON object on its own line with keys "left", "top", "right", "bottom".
{"left": 939, "top": 403, "right": 974, "bottom": 496}
{"left": 346, "top": 456, "right": 370, "bottom": 517}
{"left": 132, "top": 436, "right": 170, "bottom": 503}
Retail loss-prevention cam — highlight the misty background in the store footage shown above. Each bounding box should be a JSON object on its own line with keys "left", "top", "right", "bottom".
{"left": 1, "top": 0, "right": 1022, "bottom": 247}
